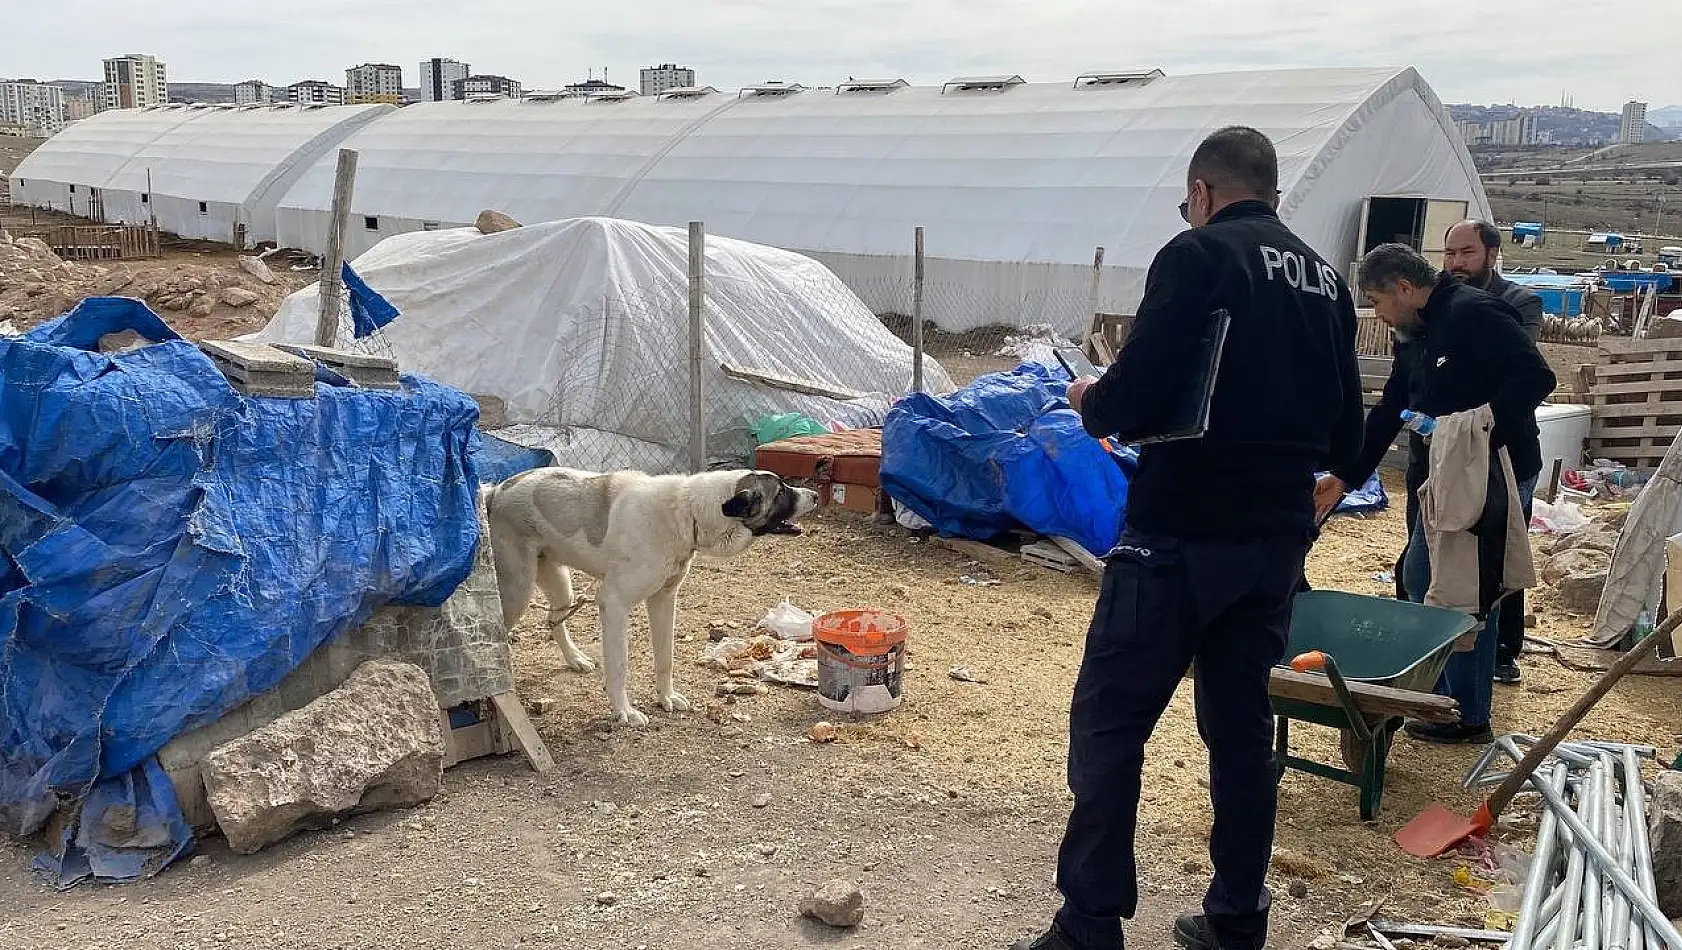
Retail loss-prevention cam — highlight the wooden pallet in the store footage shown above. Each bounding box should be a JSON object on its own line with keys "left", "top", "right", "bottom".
{"left": 1588, "top": 337, "right": 1682, "bottom": 469}
{"left": 1358, "top": 354, "right": 1408, "bottom": 471}
{"left": 1021, "top": 541, "right": 1078, "bottom": 573}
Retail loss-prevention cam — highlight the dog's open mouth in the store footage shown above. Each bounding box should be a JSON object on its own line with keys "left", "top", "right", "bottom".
{"left": 765, "top": 520, "right": 804, "bottom": 536}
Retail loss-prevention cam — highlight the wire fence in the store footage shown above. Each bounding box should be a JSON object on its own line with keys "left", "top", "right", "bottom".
{"left": 305, "top": 222, "right": 1112, "bottom": 478}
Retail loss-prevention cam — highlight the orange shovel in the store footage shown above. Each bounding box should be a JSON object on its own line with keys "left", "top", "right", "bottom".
{"left": 1388, "top": 614, "right": 1676, "bottom": 858}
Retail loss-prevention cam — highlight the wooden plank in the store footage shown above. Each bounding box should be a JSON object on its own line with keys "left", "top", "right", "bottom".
{"left": 1591, "top": 378, "right": 1682, "bottom": 397}
{"left": 932, "top": 535, "right": 1020, "bottom": 568}
{"left": 1592, "top": 359, "right": 1682, "bottom": 380}
{"left": 489, "top": 691, "right": 554, "bottom": 773}
{"left": 1266, "top": 669, "right": 1461, "bottom": 723}
{"left": 1589, "top": 402, "right": 1682, "bottom": 420}
{"left": 720, "top": 362, "right": 867, "bottom": 401}
{"left": 1590, "top": 422, "right": 1682, "bottom": 439}
{"left": 1049, "top": 535, "right": 1105, "bottom": 574}
{"left": 1599, "top": 337, "right": 1682, "bottom": 356}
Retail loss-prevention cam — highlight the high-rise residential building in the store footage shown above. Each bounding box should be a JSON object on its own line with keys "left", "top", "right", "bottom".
{"left": 233, "top": 80, "right": 277, "bottom": 105}
{"left": 420, "top": 58, "right": 471, "bottom": 103}
{"left": 452, "top": 74, "right": 522, "bottom": 99}
{"left": 0, "top": 80, "right": 66, "bottom": 136}
{"left": 1621, "top": 101, "right": 1648, "bottom": 144}
{"left": 286, "top": 80, "right": 347, "bottom": 106}
{"left": 102, "top": 54, "right": 168, "bottom": 110}
{"left": 640, "top": 64, "right": 696, "bottom": 97}
{"left": 345, "top": 63, "right": 403, "bottom": 105}
{"left": 1454, "top": 113, "right": 1537, "bottom": 148}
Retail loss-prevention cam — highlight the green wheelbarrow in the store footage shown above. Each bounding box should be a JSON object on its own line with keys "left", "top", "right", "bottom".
{"left": 1270, "top": 590, "right": 1477, "bottom": 821}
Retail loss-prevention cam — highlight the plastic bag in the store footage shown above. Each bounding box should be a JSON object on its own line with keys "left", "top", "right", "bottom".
{"left": 757, "top": 599, "right": 816, "bottom": 641}
{"left": 1530, "top": 498, "right": 1591, "bottom": 534}
{"left": 751, "top": 413, "right": 830, "bottom": 445}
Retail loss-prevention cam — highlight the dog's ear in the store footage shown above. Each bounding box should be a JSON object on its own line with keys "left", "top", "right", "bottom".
{"left": 722, "top": 490, "right": 760, "bottom": 520}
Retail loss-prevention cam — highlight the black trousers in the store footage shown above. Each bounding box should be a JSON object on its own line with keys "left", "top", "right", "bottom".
{"left": 1053, "top": 528, "right": 1312, "bottom": 950}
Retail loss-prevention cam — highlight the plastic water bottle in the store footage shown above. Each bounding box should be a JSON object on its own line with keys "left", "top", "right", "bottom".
{"left": 1400, "top": 409, "right": 1436, "bottom": 437}
{"left": 1634, "top": 607, "right": 1654, "bottom": 642}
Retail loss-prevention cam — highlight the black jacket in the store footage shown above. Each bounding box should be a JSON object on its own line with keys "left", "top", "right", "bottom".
{"left": 1484, "top": 272, "right": 1544, "bottom": 343}
{"left": 1081, "top": 200, "right": 1364, "bottom": 539}
{"left": 1334, "top": 273, "right": 1556, "bottom": 491}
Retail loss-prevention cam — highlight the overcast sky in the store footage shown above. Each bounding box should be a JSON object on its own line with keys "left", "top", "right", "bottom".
{"left": 2, "top": 0, "right": 1670, "bottom": 112}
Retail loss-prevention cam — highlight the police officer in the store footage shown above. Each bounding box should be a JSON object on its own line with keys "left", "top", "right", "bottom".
{"left": 1443, "top": 219, "right": 1544, "bottom": 685}
{"left": 1012, "top": 126, "right": 1364, "bottom": 950}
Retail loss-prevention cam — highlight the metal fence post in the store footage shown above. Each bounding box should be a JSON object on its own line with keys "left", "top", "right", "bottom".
{"left": 912, "top": 226, "right": 925, "bottom": 393}
{"left": 688, "top": 221, "right": 706, "bottom": 473}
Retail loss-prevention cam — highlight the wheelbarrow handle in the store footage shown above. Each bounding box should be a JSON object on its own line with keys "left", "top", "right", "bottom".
{"left": 1287, "top": 651, "right": 1373, "bottom": 743}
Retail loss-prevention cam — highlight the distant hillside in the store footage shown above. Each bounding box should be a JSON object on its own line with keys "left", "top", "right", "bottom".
{"left": 1448, "top": 103, "right": 1675, "bottom": 144}
{"left": 1652, "top": 106, "right": 1682, "bottom": 129}
{"left": 45, "top": 79, "right": 238, "bottom": 104}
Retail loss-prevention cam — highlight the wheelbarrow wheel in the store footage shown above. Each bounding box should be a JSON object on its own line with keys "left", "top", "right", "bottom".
{"left": 1339, "top": 729, "right": 1370, "bottom": 772}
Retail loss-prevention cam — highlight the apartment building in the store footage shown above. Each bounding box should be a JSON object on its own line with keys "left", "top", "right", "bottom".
{"left": 1621, "top": 101, "right": 1647, "bottom": 144}
{"left": 420, "top": 58, "right": 471, "bottom": 103}
{"left": 0, "top": 80, "right": 66, "bottom": 136}
{"left": 102, "top": 54, "right": 168, "bottom": 110}
{"left": 452, "top": 74, "right": 522, "bottom": 99}
{"left": 346, "top": 63, "right": 403, "bottom": 105}
{"left": 234, "top": 80, "right": 277, "bottom": 105}
{"left": 287, "top": 80, "right": 347, "bottom": 106}
{"left": 640, "top": 64, "right": 696, "bottom": 97}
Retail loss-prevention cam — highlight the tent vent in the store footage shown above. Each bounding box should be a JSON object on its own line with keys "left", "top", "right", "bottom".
{"left": 941, "top": 75, "right": 1025, "bottom": 94}
{"left": 1074, "top": 68, "right": 1165, "bottom": 89}
{"left": 836, "top": 78, "right": 909, "bottom": 95}
{"left": 659, "top": 85, "right": 720, "bottom": 100}
{"left": 739, "top": 81, "right": 805, "bottom": 98}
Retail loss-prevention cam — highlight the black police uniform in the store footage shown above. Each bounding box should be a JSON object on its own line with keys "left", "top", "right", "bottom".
{"left": 1058, "top": 200, "right": 1364, "bottom": 950}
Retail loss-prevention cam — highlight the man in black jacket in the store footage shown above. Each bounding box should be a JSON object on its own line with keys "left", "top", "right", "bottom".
{"left": 1013, "top": 126, "right": 1364, "bottom": 950}
{"left": 1444, "top": 219, "right": 1544, "bottom": 684}
{"left": 1314, "top": 244, "right": 1555, "bottom": 744}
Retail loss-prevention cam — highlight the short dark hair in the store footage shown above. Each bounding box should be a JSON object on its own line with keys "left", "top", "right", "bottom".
{"left": 1444, "top": 219, "right": 1501, "bottom": 251}
{"left": 1187, "top": 126, "right": 1278, "bottom": 200}
{"left": 1360, "top": 243, "right": 1439, "bottom": 293}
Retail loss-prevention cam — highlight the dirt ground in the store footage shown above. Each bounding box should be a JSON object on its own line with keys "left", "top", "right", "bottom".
{"left": 2, "top": 474, "right": 1678, "bottom": 950}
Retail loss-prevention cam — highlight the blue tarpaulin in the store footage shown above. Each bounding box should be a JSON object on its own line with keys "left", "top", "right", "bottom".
{"left": 342, "top": 261, "right": 399, "bottom": 338}
{"left": 0, "top": 298, "right": 482, "bottom": 887}
{"left": 880, "top": 362, "right": 1135, "bottom": 555}
{"left": 879, "top": 361, "right": 1386, "bottom": 553}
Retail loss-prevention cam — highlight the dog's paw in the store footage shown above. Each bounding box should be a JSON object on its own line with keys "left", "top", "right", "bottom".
{"left": 659, "top": 692, "right": 691, "bottom": 714}
{"left": 616, "top": 708, "right": 650, "bottom": 728}
{"left": 563, "top": 652, "right": 597, "bottom": 674}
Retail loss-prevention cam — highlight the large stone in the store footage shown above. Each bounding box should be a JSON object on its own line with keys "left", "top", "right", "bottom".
{"left": 237, "top": 255, "right": 277, "bottom": 285}
{"left": 1543, "top": 547, "right": 1611, "bottom": 586}
{"left": 475, "top": 210, "right": 521, "bottom": 234}
{"left": 221, "top": 287, "right": 261, "bottom": 308}
{"left": 1553, "top": 527, "right": 1620, "bottom": 557}
{"left": 15, "top": 237, "right": 58, "bottom": 262}
{"left": 1651, "top": 771, "right": 1682, "bottom": 917}
{"left": 201, "top": 659, "right": 444, "bottom": 854}
{"left": 799, "top": 880, "right": 865, "bottom": 928}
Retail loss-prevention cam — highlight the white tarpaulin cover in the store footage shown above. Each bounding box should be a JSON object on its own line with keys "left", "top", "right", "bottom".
{"left": 252, "top": 216, "right": 952, "bottom": 473}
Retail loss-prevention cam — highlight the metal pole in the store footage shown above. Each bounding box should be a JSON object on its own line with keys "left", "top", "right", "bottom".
{"left": 314, "top": 148, "right": 359, "bottom": 348}
{"left": 687, "top": 220, "right": 706, "bottom": 473}
{"left": 1511, "top": 763, "right": 1567, "bottom": 950}
{"left": 1623, "top": 749, "right": 1660, "bottom": 950}
{"left": 1534, "top": 764, "right": 1682, "bottom": 948}
{"left": 911, "top": 226, "right": 925, "bottom": 394}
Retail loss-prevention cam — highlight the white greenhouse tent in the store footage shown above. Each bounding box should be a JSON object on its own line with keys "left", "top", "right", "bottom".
{"left": 250, "top": 217, "right": 953, "bottom": 473}
{"left": 9, "top": 103, "right": 391, "bottom": 246}
{"left": 272, "top": 66, "right": 1488, "bottom": 337}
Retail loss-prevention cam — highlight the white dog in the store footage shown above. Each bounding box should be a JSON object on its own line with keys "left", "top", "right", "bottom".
{"left": 484, "top": 468, "right": 819, "bottom": 726}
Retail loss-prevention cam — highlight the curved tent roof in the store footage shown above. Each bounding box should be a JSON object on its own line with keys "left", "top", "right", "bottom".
{"left": 272, "top": 66, "right": 1486, "bottom": 333}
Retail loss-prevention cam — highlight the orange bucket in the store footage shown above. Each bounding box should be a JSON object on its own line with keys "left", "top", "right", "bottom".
{"left": 813, "top": 609, "right": 908, "bottom": 715}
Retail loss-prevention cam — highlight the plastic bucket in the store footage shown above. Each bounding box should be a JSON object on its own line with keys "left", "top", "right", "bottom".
{"left": 813, "top": 609, "right": 907, "bottom": 715}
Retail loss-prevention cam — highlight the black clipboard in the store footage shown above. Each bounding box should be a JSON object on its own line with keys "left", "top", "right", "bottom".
{"left": 1110, "top": 308, "right": 1231, "bottom": 446}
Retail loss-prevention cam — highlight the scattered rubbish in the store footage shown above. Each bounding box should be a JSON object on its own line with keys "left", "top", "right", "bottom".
{"left": 757, "top": 599, "right": 816, "bottom": 641}
{"left": 814, "top": 609, "right": 908, "bottom": 715}
{"left": 1373, "top": 571, "right": 1395, "bottom": 584}
{"left": 958, "top": 574, "right": 1000, "bottom": 587}
{"left": 698, "top": 634, "right": 820, "bottom": 689}
{"left": 948, "top": 666, "right": 989, "bottom": 685}
{"left": 1563, "top": 461, "right": 1651, "bottom": 500}
{"left": 992, "top": 324, "right": 1074, "bottom": 361}
{"left": 750, "top": 412, "right": 831, "bottom": 445}
{"left": 1529, "top": 498, "right": 1592, "bottom": 535}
